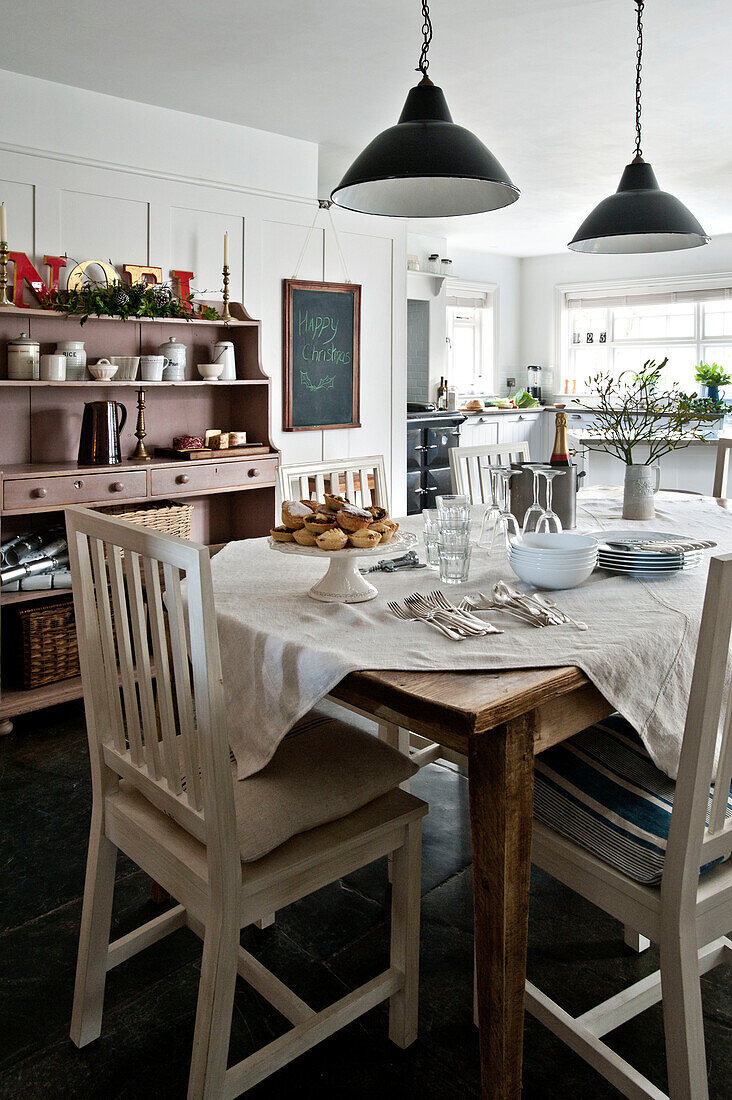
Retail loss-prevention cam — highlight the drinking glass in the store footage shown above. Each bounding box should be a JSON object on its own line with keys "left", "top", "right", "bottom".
{"left": 477, "top": 461, "right": 503, "bottom": 548}
{"left": 437, "top": 529, "right": 472, "bottom": 584}
{"left": 536, "top": 467, "right": 568, "bottom": 533}
{"left": 522, "top": 463, "right": 551, "bottom": 534}
{"left": 435, "top": 493, "right": 471, "bottom": 532}
{"left": 422, "top": 508, "right": 440, "bottom": 568}
{"left": 489, "top": 467, "right": 521, "bottom": 553}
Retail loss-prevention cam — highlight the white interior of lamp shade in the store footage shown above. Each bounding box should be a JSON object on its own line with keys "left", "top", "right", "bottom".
{"left": 569, "top": 232, "right": 710, "bottom": 254}
{"left": 332, "top": 176, "right": 519, "bottom": 218}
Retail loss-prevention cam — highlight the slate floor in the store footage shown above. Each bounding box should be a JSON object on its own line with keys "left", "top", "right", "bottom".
{"left": 1, "top": 700, "right": 730, "bottom": 1099}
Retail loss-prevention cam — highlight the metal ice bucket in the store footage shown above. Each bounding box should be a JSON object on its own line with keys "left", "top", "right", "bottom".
{"left": 509, "top": 463, "right": 585, "bottom": 531}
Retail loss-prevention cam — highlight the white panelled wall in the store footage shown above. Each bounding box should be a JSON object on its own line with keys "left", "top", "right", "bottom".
{"left": 0, "top": 70, "right": 407, "bottom": 513}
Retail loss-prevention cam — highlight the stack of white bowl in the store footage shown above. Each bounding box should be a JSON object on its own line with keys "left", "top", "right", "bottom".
{"left": 508, "top": 532, "right": 598, "bottom": 590}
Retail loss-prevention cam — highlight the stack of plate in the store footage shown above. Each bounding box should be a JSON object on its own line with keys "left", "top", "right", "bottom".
{"left": 589, "top": 529, "right": 703, "bottom": 576}
{"left": 508, "top": 532, "right": 599, "bottom": 590}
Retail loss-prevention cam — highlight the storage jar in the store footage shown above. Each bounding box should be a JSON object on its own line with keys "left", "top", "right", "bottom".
{"left": 7, "top": 333, "right": 40, "bottom": 380}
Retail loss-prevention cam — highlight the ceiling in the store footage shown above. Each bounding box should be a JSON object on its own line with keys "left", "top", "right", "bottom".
{"left": 0, "top": 0, "right": 729, "bottom": 257}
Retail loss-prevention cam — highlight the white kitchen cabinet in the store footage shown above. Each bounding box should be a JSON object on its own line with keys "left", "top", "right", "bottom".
{"left": 459, "top": 414, "right": 500, "bottom": 448}
{"left": 497, "top": 412, "right": 544, "bottom": 460}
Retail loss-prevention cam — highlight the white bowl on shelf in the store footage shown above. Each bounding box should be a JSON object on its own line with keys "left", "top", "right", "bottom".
{"left": 197, "top": 362, "right": 224, "bottom": 380}
{"left": 508, "top": 550, "right": 596, "bottom": 590}
{"left": 107, "top": 356, "right": 139, "bottom": 381}
{"left": 88, "top": 359, "right": 118, "bottom": 381}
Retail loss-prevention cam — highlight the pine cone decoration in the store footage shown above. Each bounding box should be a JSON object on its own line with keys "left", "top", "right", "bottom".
{"left": 109, "top": 284, "right": 129, "bottom": 313}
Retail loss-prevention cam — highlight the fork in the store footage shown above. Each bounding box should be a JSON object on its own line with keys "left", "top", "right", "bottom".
{"left": 406, "top": 592, "right": 497, "bottom": 637}
{"left": 426, "top": 590, "right": 502, "bottom": 633}
{"left": 387, "top": 599, "right": 464, "bottom": 640}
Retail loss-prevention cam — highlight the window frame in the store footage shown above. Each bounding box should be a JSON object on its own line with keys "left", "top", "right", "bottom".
{"left": 445, "top": 278, "right": 498, "bottom": 393}
{"left": 555, "top": 274, "right": 732, "bottom": 397}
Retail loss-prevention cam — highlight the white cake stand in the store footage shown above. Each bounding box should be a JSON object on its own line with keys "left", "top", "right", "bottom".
{"left": 269, "top": 530, "right": 417, "bottom": 603}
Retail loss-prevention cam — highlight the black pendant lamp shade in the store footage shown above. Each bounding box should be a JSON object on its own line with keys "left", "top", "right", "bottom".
{"left": 331, "top": 2, "right": 518, "bottom": 218}
{"left": 569, "top": 0, "right": 708, "bottom": 254}
{"left": 331, "top": 76, "right": 519, "bottom": 218}
{"left": 569, "top": 159, "right": 710, "bottom": 253}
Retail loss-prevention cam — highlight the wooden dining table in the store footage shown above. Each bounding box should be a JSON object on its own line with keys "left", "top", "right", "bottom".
{"left": 329, "top": 663, "right": 613, "bottom": 1100}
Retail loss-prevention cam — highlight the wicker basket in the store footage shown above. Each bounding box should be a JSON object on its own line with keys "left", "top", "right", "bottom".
{"left": 99, "top": 500, "right": 193, "bottom": 540}
{"left": 13, "top": 596, "right": 80, "bottom": 689}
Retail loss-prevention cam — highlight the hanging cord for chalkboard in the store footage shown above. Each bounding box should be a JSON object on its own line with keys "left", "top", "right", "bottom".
{"left": 291, "top": 200, "right": 352, "bottom": 284}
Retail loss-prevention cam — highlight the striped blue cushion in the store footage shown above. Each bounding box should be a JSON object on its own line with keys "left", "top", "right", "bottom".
{"left": 533, "top": 714, "right": 732, "bottom": 886}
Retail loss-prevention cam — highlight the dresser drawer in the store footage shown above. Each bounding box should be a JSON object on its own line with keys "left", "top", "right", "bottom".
{"left": 150, "top": 457, "right": 277, "bottom": 497}
{"left": 4, "top": 470, "right": 148, "bottom": 511}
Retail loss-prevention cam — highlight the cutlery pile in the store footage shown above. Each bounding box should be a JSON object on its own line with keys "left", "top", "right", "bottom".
{"left": 388, "top": 582, "right": 588, "bottom": 637}
{"left": 387, "top": 590, "right": 502, "bottom": 639}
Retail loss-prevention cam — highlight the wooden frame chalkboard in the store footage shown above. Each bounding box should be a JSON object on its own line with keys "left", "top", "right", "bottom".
{"left": 283, "top": 279, "right": 361, "bottom": 432}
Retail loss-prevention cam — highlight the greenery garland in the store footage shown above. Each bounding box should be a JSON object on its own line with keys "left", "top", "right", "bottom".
{"left": 37, "top": 280, "right": 221, "bottom": 326}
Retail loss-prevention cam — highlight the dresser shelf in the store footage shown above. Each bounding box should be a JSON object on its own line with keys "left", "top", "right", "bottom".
{"left": 0, "top": 300, "right": 279, "bottom": 731}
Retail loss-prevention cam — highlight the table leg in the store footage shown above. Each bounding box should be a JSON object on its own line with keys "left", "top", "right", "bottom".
{"left": 469, "top": 715, "right": 534, "bottom": 1100}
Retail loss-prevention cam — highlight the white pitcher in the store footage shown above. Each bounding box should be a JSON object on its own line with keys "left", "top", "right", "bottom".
{"left": 623, "top": 463, "right": 660, "bottom": 520}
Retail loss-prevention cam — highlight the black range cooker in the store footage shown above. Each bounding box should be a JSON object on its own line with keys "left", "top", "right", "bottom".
{"left": 406, "top": 405, "right": 467, "bottom": 515}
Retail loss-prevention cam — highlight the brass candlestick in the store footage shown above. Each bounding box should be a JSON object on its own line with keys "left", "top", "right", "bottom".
{"left": 221, "top": 264, "right": 231, "bottom": 321}
{"left": 0, "top": 242, "right": 10, "bottom": 307}
{"left": 131, "top": 387, "right": 151, "bottom": 460}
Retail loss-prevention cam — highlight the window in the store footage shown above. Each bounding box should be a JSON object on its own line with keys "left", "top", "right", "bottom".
{"left": 446, "top": 283, "right": 496, "bottom": 392}
{"left": 562, "top": 287, "right": 732, "bottom": 394}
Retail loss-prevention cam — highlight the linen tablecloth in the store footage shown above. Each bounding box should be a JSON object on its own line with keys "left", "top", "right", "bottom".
{"left": 208, "top": 489, "right": 732, "bottom": 781}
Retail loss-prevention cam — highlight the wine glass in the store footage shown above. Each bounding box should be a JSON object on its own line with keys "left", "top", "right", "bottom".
{"left": 521, "top": 463, "right": 551, "bottom": 534}
{"left": 489, "top": 467, "right": 521, "bottom": 552}
{"left": 477, "top": 461, "right": 503, "bottom": 548}
{"left": 536, "top": 468, "right": 568, "bottom": 533}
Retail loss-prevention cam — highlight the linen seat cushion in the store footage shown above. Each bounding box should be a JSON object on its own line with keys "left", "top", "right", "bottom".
{"left": 219, "top": 710, "right": 417, "bottom": 863}
{"left": 533, "top": 713, "right": 732, "bottom": 886}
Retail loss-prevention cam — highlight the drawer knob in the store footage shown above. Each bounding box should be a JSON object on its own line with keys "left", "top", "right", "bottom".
{"left": 248, "top": 467, "right": 260, "bottom": 478}
{"left": 32, "top": 487, "right": 47, "bottom": 499}
{"left": 111, "top": 482, "right": 124, "bottom": 493}
{"left": 176, "top": 474, "right": 190, "bottom": 485}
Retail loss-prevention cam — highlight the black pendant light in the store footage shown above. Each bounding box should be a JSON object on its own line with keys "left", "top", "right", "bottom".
{"left": 569, "top": 0, "right": 709, "bottom": 254}
{"left": 331, "top": 1, "right": 519, "bottom": 218}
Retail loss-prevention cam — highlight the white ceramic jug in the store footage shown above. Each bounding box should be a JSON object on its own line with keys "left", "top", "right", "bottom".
{"left": 623, "top": 463, "right": 660, "bottom": 520}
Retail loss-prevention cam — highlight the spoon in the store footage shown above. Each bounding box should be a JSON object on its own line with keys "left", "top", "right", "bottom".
{"left": 532, "top": 592, "right": 588, "bottom": 631}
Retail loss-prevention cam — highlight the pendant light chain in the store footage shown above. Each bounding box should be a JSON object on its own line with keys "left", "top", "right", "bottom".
{"left": 416, "top": 0, "right": 433, "bottom": 77}
{"left": 634, "top": 0, "right": 644, "bottom": 160}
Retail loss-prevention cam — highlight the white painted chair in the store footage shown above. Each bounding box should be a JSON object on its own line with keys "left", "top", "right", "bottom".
{"left": 66, "top": 505, "right": 426, "bottom": 1097}
{"left": 278, "top": 455, "right": 389, "bottom": 511}
{"left": 527, "top": 552, "right": 732, "bottom": 1099}
{"left": 713, "top": 437, "right": 732, "bottom": 497}
{"left": 449, "top": 440, "right": 531, "bottom": 504}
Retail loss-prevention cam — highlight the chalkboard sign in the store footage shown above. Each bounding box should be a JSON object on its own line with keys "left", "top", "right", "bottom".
{"left": 283, "top": 279, "right": 361, "bottom": 431}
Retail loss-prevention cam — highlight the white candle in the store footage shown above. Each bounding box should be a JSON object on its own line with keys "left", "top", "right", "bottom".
{"left": 0, "top": 204, "right": 6, "bottom": 243}
{"left": 223, "top": 231, "right": 229, "bottom": 268}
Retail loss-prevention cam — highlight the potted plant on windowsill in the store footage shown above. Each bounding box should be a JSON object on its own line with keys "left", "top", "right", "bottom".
{"left": 694, "top": 361, "right": 730, "bottom": 403}
{"left": 574, "top": 359, "right": 719, "bottom": 520}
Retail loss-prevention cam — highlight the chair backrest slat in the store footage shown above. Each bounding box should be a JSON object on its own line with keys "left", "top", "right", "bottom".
{"left": 449, "top": 442, "right": 531, "bottom": 504}
{"left": 124, "top": 550, "right": 162, "bottom": 781}
{"left": 143, "top": 555, "right": 183, "bottom": 796}
{"left": 278, "top": 456, "right": 389, "bottom": 513}
{"left": 163, "top": 560, "right": 202, "bottom": 811}
{"left": 664, "top": 553, "right": 732, "bottom": 899}
{"left": 89, "top": 536, "right": 126, "bottom": 755}
{"left": 65, "top": 506, "right": 235, "bottom": 853}
{"left": 107, "top": 544, "right": 144, "bottom": 766}
{"left": 359, "top": 467, "right": 372, "bottom": 508}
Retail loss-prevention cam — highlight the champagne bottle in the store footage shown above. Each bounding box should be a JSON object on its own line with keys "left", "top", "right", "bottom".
{"left": 550, "top": 408, "right": 571, "bottom": 467}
